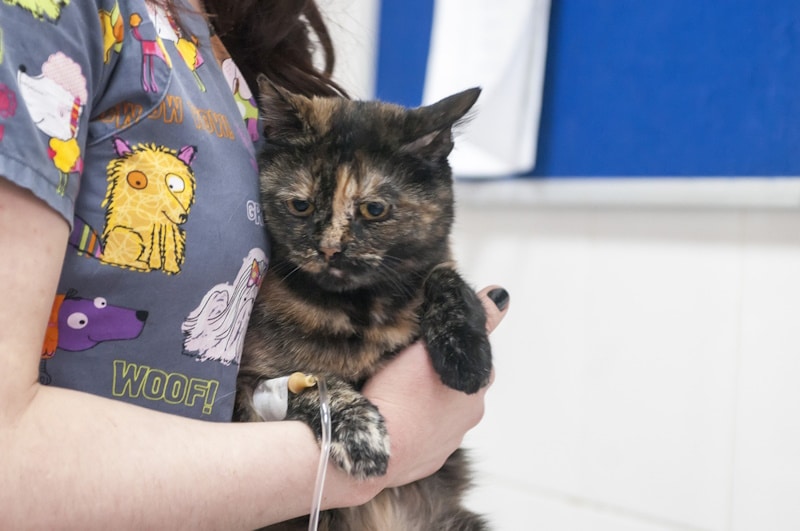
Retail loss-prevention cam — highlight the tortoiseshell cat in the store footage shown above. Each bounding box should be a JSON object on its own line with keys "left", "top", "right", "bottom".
{"left": 236, "top": 78, "right": 492, "bottom": 531}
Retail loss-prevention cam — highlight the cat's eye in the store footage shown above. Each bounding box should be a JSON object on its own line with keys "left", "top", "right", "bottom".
{"left": 359, "top": 201, "right": 390, "bottom": 221}
{"left": 286, "top": 199, "right": 315, "bottom": 217}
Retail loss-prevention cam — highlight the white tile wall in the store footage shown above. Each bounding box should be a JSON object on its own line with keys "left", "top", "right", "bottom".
{"left": 451, "top": 191, "right": 800, "bottom": 531}
{"left": 732, "top": 212, "right": 800, "bottom": 531}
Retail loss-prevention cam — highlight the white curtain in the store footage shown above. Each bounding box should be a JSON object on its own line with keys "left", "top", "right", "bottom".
{"left": 424, "top": 0, "right": 551, "bottom": 178}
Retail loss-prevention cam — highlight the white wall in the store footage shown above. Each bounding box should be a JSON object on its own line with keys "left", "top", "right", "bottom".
{"left": 452, "top": 182, "right": 800, "bottom": 531}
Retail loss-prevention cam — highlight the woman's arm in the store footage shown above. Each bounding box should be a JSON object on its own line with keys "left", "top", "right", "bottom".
{"left": 0, "top": 178, "right": 363, "bottom": 529}
{"left": 0, "top": 177, "right": 508, "bottom": 528}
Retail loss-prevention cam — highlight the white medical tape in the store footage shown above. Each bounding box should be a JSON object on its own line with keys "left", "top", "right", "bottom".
{"left": 251, "top": 376, "right": 290, "bottom": 421}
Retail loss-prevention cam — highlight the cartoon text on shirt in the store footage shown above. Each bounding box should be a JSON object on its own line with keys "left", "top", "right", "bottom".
{"left": 41, "top": 289, "right": 148, "bottom": 384}
{"left": 99, "top": 2, "right": 124, "bottom": 63}
{"left": 182, "top": 248, "right": 268, "bottom": 366}
{"left": 130, "top": 11, "right": 171, "bottom": 92}
{"left": 17, "top": 52, "right": 86, "bottom": 195}
{"left": 4, "top": 0, "right": 70, "bottom": 22}
{"left": 147, "top": 3, "right": 207, "bottom": 92}
{"left": 67, "top": 137, "right": 197, "bottom": 274}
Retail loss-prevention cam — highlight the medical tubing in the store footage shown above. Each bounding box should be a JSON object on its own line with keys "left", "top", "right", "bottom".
{"left": 308, "top": 376, "right": 331, "bottom": 531}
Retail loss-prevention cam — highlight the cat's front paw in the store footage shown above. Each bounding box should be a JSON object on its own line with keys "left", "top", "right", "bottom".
{"left": 423, "top": 267, "right": 493, "bottom": 395}
{"left": 328, "top": 395, "right": 390, "bottom": 478}
{"left": 427, "top": 319, "right": 492, "bottom": 394}
{"left": 287, "top": 378, "right": 390, "bottom": 479}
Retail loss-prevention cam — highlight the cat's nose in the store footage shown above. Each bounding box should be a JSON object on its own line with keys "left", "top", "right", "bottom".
{"left": 319, "top": 244, "right": 342, "bottom": 261}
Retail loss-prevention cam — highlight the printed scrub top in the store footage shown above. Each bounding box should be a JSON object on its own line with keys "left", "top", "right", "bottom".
{"left": 0, "top": 0, "right": 270, "bottom": 421}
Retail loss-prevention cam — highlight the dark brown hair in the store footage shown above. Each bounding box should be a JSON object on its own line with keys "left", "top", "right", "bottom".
{"left": 195, "top": 0, "right": 346, "bottom": 98}
{"left": 153, "top": 1, "right": 344, "bottom": 97}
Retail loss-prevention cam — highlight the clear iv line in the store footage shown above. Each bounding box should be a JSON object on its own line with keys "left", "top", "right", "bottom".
{"left": 308, "top": 376, "right": 331, "bottom": 531}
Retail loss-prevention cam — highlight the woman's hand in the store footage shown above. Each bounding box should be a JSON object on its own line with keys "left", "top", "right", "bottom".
{"left": 361, "top": 285, "right": 509, "bottom": 489}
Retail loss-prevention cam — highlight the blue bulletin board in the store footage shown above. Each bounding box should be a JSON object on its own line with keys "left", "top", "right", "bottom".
{"left": 376, "top": 0, "right": 800, "bottom": 180}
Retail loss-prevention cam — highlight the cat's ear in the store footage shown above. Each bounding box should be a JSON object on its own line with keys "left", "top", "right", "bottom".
{"left": 257, "top": 74, "right": 317, "bottom": 144}
{"left": 402, "top": 87, "right": 481, "bottom": 160}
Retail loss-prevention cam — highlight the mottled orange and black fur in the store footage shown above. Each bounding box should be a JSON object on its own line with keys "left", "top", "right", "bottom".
{"left": 236, "top": 78, "right": 492, "bottom": 530}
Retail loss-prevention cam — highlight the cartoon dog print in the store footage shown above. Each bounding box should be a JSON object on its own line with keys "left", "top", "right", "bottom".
{"left": 16, "top": 52, "right": 86, "bottom": 195}
{"left": 208, "top": 31, "right": 259, "bottom": 143}
{"left": 146, "top": 3, "right": 207, "bottom": 91}
{"left": 222, "top": 59, "right": 259, "bottom": 142}
{"left": 41, "top": 289, "right": 148, "bottom": 384}
{"left": 3, "top": 0, "right": 70, "bottom": 21}
{"left": 100, "top": 137, "right": 197, "bottom": 275}
{"left": 182, "top": 248, "right": 267, "bottom": 365}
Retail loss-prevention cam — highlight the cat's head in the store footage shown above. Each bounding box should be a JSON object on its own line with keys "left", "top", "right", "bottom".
{"left": 257, "top": 77, "right": 479, "bottom": 293}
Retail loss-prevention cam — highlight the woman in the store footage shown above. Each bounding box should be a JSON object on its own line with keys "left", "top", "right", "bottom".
{"left": 0, "top": 0, "right": 508, "bottom": 528}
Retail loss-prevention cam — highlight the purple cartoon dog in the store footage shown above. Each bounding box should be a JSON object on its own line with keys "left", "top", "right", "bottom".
{"left": 41, "top": 289, "right": 148, "bottom": 384}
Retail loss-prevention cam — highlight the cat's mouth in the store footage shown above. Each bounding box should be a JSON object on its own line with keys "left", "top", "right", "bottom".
{"left": 308, "top": 259, "right": 373, "bottom": 291}
{"left": 295, "top": 251, "right": 381, "bottom": 290}
{"left": 313, "top": 267, "right": 360, "bottom": 292}
{"left": 326, "top": 266, "right": 346, "bottom": 279}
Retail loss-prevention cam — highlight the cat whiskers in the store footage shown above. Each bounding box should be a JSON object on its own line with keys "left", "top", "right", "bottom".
{"left": 278, "top": 263, "right": 305, "bottom": 283}
{"left": 270, "top": 253, "right": 316, "bottom": 284}
{"left": 367, "top": 255, "right": 424, "bottom": 299}
{"left": 376, "top": 254, "right": 424, "bottom": 279}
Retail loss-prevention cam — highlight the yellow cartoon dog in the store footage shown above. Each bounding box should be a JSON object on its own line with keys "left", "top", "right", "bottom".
{"left": 101, "top": 137, "right": 197, "bottom": 274}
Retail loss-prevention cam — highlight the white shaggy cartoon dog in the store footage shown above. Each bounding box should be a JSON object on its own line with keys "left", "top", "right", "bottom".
{"left": 182, "top": 248, "right": 267, "bottom": 365}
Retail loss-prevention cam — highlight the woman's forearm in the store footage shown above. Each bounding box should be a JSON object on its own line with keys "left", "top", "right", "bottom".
{"left": 0, "top": 180, "right": 376, "bottom": 529}
{"left": 1, "top": 383, "right": 375, "bottom": 529}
